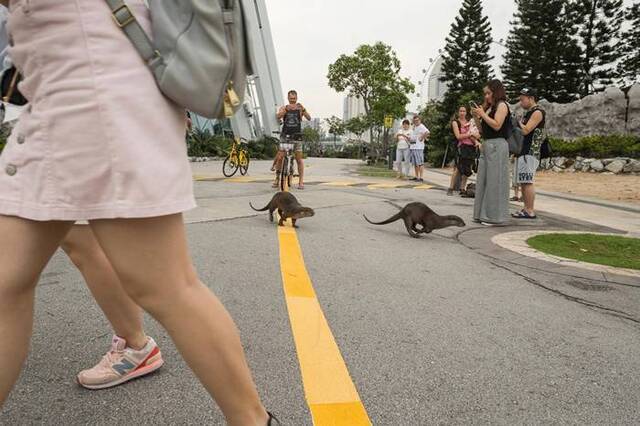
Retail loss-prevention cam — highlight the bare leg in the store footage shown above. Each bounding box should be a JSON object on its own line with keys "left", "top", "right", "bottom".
{"left": 521, "top": 183, "right": 536, "bottom": 215}
{"left": 88, "top": 214, "right": 268, "bottom": 426}
{"left": 272, "top": 151, "right": 284, "bottom": 187}
{"left": 460, "top": 175, "right": 468, "bottom": 192}
{"left": 0, "top": 216, "right": 73, "bottom": 407}
{"left": 449, "top": 168, "right": 459, "bottom": 190}
{"left": 60, "top": 226, "right": 147, "bottom": 350}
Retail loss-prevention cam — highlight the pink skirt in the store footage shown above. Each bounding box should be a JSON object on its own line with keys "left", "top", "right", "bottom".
{"left": 0, "top": 0, "right": 196, "bottom": 221}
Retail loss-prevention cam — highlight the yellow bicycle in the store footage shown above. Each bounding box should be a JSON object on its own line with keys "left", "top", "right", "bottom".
{"left": 222, "top": 137, "right": 250, "bottom": 177}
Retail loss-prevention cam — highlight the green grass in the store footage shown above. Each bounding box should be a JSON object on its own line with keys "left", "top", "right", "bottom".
{"left": 527, "top": 233, "right": 640, "bottom": 270}
{"left": 356, "top": 165, "right": 397, "bottom": 178}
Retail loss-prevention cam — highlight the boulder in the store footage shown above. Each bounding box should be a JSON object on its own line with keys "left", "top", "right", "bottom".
{"left": 623, "top": 159, "right": 640, "bottom": 173}
{"left": 602, "top": 158, "right": 613, "bottom": 166}
{"left": 573, "top": 160, "right": 583, "bottom": 170}
{"left": 540, "top": 158, "right": 551, "bottom": 170}
{"left": 553, "top": 157, "right": 568, "bottom": 168}
{"left": 590, "top": 159, "right": 604, "bottom": 172}
{"left": 552, "top": 166, "right": 564, "bottom": 173}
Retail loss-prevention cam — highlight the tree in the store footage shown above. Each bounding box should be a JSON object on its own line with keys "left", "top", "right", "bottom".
{"left": 440, "top": 0, "right": 494, "bottom": 116}
{"left": 327, "top": 42, "right": 414, "bottom": 142}
{"left": 617, "top": 2, "right": 640, "bottom": 86}
{"left": 344, "top": 116, "right": 369, "bottom": 143}
{"left": 502, "top": 0, "right": 582, "bottom": 102}
{"left": 302, "top": 127, "right": 321, "bottom": 156}
{"left": 572, "top": 0, "right": 624, "bottom": 95}
{"left": 325, "top": 116, "right": 345, "bottom": 140}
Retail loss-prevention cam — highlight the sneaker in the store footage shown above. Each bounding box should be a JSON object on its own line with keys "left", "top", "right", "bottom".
{"left": 446, "top": 189, "right": 454, "bottom": 196}
{"left": 77, "top": 335, "right": 164, "bottom": 390}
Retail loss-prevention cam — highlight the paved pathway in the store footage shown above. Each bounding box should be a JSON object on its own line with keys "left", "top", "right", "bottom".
{"left": 2, "top": 158, "right": 639, "bottom": 425}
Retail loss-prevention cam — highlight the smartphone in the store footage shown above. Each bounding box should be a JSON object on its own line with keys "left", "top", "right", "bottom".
{"left": 470, "top": 101, "right": 479, "bottom": 109}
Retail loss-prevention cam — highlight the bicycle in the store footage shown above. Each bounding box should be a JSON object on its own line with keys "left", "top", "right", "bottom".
{"left": 222, "top": 137, "right": 250, "bottom": 177}
{"left": 275, "top": 133, "right": 301, "bottom": 191}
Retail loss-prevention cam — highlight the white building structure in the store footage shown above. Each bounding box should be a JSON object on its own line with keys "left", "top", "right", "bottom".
{"left": 426, "top": 56, "right": 448, "bottom": 102}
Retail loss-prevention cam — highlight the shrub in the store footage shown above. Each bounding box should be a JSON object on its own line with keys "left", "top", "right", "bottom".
{"left": 187, "top": 128, "right": 230, "bottom": 157}
{"left": 247, "top": 138, "right": 278, "bottom": 160}
{"left": 549, "top": 134, "right": 640, "bottom": 159}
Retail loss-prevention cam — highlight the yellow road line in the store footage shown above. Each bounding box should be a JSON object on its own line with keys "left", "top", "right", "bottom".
{"left": 367, "top": 183, "right": 403, "bottom": 190}
{"left": 319, "top": 181, "right": 358, "bottom": 187}
{"left": 414, "top": 184, "right": 434, "bottom": 190}
{"left": 277, "top": 226, "right": 371, "bottom": 425}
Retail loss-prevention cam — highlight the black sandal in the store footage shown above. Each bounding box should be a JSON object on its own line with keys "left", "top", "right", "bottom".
{"left": 267, "top": 412, "right": 280, "bottom": 425}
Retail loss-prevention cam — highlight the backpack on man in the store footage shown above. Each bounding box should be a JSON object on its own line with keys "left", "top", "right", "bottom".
{"left": 106, "top": 0, "right": 252, "bottom": 119}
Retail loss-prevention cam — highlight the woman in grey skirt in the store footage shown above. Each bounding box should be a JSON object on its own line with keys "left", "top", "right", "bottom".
{"left": 470, "top": 79, "right": 510, "bottom": 225}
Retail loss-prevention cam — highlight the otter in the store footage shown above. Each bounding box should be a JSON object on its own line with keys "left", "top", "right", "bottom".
{"left": 250, "top": 192, "right": 315, "bottom": 228}
{"left": 364, "top": 202, "right": 465, "bottom": 238}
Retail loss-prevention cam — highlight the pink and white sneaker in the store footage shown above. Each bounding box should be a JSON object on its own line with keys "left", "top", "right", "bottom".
{"left": 77, "top": 335, "right": 164, "bottom": 390}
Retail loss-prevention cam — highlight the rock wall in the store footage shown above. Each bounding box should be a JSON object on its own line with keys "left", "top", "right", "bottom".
{"left": 511, "top": 84, "right": 639, "bottom": 140}
{"left": 540, "top": 156, "right": 640, "bottom": 174}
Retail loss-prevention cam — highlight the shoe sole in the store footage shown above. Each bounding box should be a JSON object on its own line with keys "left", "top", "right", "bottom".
{"left": 77, "top": 358, "right": 164, "bottom": 390}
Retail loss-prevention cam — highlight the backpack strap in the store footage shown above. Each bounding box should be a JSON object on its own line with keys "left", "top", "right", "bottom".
{"left": 103, "top": 0, "right": 165, "bottom": 77}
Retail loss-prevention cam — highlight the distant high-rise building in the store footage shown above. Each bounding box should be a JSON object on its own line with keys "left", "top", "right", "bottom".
{"left": 343, "top": 95, "right": 366, "bottom": 122}
{"left": 302, "top": 117, "right": 321, "bottom": 131}
{"left": 426, "top": 56, "right": 448, "bottom": 102}
{"left": 342, "top": 95, "right": 369, "bottom": 142}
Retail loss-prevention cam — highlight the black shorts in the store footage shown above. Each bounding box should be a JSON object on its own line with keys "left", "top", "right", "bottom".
{"left": 457, "top": 158, "right": 474, "bottom": 177}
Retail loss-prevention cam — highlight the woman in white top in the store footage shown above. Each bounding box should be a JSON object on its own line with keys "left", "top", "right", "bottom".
{"left": 394, "top": 119, "right": 411, "bottom": 178}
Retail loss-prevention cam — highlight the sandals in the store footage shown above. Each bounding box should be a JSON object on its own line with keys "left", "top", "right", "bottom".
{"left": 297, "top": 184, "right": 304, "bottom": 190}
{"left": 511, "top": 209, "right": 537, "bottom": 219}
{"left": 510, "top": 196, "right": 520, "bottom": 201}
{"left": 267, "top": 412, "right": 280, "bottom": 425}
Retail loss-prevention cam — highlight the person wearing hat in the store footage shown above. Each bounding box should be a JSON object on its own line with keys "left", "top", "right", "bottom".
{"left": 512, "top": 88, "right": 545, "bottom": 219}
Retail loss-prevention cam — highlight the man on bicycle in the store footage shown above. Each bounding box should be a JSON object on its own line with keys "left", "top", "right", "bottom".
{"left": 273, "top": 90, "right": 311, "bottom": 189}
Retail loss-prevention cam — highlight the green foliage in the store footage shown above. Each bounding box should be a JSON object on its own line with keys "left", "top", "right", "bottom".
{"left": 323, "top": 144, "right": 362, "bottom": 159}
{"left": 327, "top": 42, "right": 414, "bottom": 143}
{"left": 549, "top": 134, "right": 640, "bottom": 158}
{"left": 187, "top": 128, "right": 230, "bottom": 157}
{"left": 440, "top": 0, "right": 494, "bottom": 116}
{"left": 344, "top": 116, "right": 370, "bottom": 141}
{"left": 572, "top": 0, "right": 624, "bottom": 95}
{"left": 502, "top": 0, "right": 582, "bottom": 103}
{"left": 302, "top": 127, "right": 322, "bottom": 156}
{"left": 325, "top": 116, "right": 345, "bottom": 138}
{"left": 527, "top": 233, "right": 640, "bottom": 270}
{"left": 617, "top": 2, "right": 640, "bottom": 86}
{"left": 247, "top": 138, "right": 278, "bottom": 160}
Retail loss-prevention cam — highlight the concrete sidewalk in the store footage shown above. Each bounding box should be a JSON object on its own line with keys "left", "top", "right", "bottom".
{"left": 423, "top": 168, "right": 640, "bottom": 235}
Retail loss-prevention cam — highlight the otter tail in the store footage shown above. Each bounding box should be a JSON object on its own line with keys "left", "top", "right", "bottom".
{"left": 249, "top": 202, "right": 270, "bottom": 212}
{"left": 363, "top": 212, "right": 403, "bottom": 225}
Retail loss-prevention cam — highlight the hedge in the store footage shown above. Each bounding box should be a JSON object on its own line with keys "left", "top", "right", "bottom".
{"left": 549, "top": 134, "right": 640, "bottom": 159}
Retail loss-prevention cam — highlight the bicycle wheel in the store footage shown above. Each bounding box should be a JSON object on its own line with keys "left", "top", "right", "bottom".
{"left": 222, "top": 155, "right": 239, "bottom": 177}
{"left": 239, "top": 150, "right": 250, "bottom": 176}
{"left": 279, "top": 156, "right": 288, "bottom": 192}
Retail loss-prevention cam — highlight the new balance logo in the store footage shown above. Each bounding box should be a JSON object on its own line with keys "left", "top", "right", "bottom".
{"left": 112, "top": 358, "right": 137, "bottom": 375}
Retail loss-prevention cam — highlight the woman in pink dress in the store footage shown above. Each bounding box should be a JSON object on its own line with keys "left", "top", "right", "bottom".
{"left": 0, "top": 1, "right": 274, "bottom": 424}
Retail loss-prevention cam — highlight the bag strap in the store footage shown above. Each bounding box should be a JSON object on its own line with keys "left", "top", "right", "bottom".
{"left": 103, "top": 0, "right": 164, "bottom": 76}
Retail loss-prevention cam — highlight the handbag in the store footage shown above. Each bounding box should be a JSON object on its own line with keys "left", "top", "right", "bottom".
{"left": 505, "top": 111, "right": 524, "bottom": 156}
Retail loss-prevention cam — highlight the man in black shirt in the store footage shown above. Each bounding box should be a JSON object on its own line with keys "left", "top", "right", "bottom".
{"left": 273, "top": 90, "right": 311, "bottom": 189}
{"left": 512, "top": 88, "right": 545, "bottom": 219}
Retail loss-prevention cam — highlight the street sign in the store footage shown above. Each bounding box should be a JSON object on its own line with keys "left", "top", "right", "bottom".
{"left": 384, "top": 115, "right": 393, "bottom": 129}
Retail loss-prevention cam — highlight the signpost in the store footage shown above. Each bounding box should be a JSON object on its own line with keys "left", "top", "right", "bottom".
{"left": 384, "top": 115, "right": 394, "bottom": 169}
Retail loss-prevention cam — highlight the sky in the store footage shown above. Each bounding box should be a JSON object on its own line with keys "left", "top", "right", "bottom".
{"left": 265, "top": 0, "right": 633, "bottom": 120}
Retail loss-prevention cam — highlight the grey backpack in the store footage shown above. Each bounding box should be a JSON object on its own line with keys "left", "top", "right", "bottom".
{"left": 106, "top": 0, "right": 252, "bottom": 119}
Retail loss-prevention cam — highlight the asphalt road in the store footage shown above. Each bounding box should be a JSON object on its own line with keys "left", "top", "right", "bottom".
{"left": 1, "top": 159, "right": 639, "bottom": 425}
